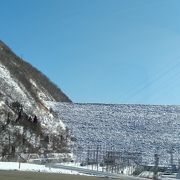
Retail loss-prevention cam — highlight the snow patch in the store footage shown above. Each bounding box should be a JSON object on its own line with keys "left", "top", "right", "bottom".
{"left": 30, "top": 79, "right": 37, "bottom": 88}
{"left": 0, "top": 101, "right": 4, "bottom": 107}
{"left": 0, "top": 162, "right": 84, "bottom": 175}
{"left": 0, "top": 63, "right": 32, "bottom": 108}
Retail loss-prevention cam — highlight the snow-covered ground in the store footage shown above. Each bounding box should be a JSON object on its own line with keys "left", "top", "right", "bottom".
{"left": 47, "top": 102, "right": 180, "bottom": 165}
{"left": 0, "top": 162, "right": 84, "bottom": 175}
{"left": 0, "top": 161, "right": 135, "bottom": 177}
{"left": 0, "top": 162, "right": 148, "bottom": 180}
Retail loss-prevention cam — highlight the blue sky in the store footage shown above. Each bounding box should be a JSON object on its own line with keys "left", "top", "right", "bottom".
{"left": 1, "top": 0, "right": 180, "bottom": 105}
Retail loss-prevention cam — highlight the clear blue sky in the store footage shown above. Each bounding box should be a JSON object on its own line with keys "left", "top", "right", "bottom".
{"left": 1, "top": 0, "right": 180, "bottom": 105}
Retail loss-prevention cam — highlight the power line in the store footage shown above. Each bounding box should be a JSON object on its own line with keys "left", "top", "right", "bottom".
{"left": 122, "top": 57, "right": 180, "bottom": 103}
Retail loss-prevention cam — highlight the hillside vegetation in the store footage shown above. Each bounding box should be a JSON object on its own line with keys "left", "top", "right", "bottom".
{"left": 0, "top": 41, "right": 72, "bottom": 161}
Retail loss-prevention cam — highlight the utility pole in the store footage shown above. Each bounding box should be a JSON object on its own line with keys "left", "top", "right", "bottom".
{"left": 178, "top": 159, "right": 180, "bottom": 171}
{"left": 87, "top": 146, "right": 89, "bottom": 166}
{"left": 153, "top": 153, "right": 159, "bottom": 180}
{"left": 8, "top": 131, "right": 11, "bottom": 157}
{"left": 170, "top": 149, "right": 174, "bottom": 172}
{"left": 167, "top": 147, "right": 174, "bottom": 173}
{"left": 92, "top": 147, "right": 96, "bottom": 170}
{"left": 96, "top": 145, "right": 99, "bottom": 171}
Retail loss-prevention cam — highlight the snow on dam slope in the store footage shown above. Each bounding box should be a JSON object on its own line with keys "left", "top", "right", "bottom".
{"left": 48, "top": 102, "right": 180, "bottom": 165}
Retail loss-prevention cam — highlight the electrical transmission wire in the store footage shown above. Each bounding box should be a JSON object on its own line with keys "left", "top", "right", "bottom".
{"left": 148, "top": 66, "right": 180, "bottom": 104}
{"left": 122, "top": 57, "right": 180, "bottom": 103}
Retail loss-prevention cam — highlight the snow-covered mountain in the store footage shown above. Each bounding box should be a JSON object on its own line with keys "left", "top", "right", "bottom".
{"left": 48, "top": 102, "right": 180, "bottom": 165}
{"left": 0, "top": 41, "right": 71, "bottom": 160}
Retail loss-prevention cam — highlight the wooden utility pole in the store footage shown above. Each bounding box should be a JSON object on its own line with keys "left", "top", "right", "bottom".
{"left": 170, "top": 149, "right": 174, "bottom": 172}
{"left": 167, "top": 147, "right": 174, "bottom": 173}
{"left": 8, "top": 131, "right": 11, "bottom": 156}
{"left": 87, "top": 146, "right": 90, "bottom": 166}
{"left": 96, "top": 145, "right": 100, "bottom": 171}
{"left": 153, "top": 153, "right": 159, "bottom": 180}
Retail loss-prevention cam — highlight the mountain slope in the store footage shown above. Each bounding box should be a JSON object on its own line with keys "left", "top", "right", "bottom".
{"left": 0, "top": 41, "right": 71, "bottom": 160}
{"left": 0, "top": 40, "right": 71, "bottom": 105}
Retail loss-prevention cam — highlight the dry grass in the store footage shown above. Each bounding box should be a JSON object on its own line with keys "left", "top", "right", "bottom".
{"left": 0, "top": 171, "right": 110, "bottom": 180}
